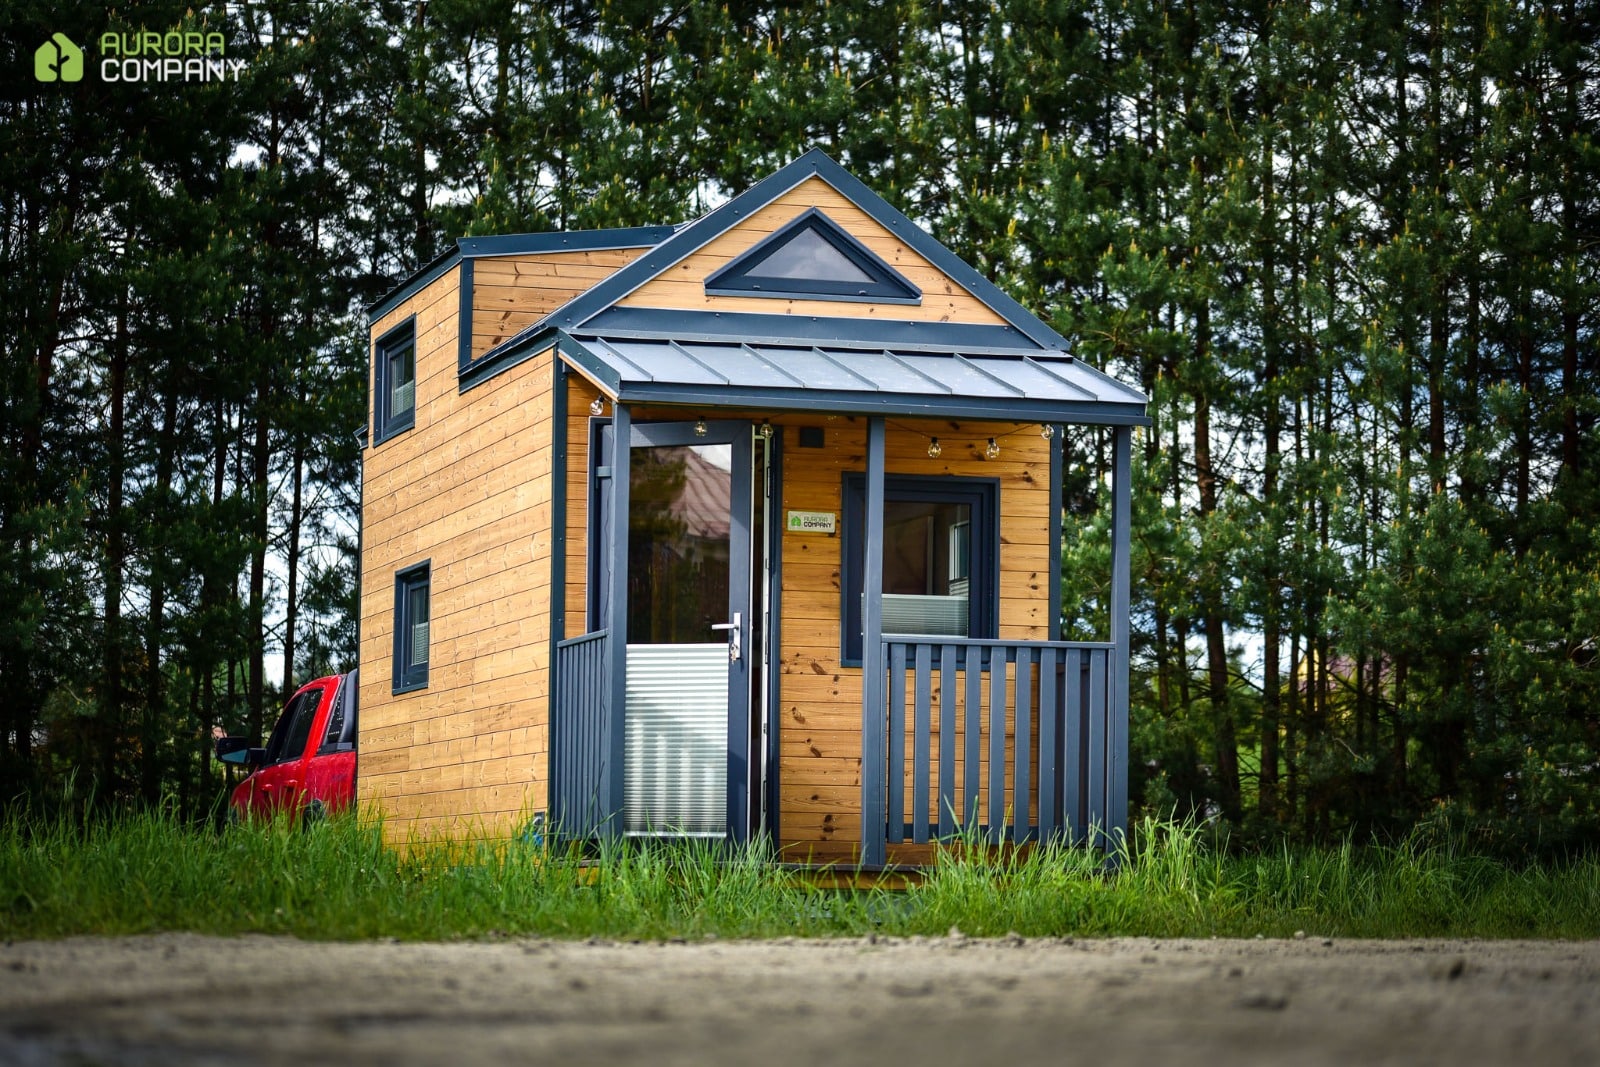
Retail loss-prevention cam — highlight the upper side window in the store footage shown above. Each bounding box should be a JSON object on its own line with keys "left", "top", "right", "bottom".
{"left": 374, "top": 319, "right": 416, "bottom": 443}
{"left": 840, "top": 474, "right": 998, "bottom": 664}
{"left": 705, "top": 208, "right": 922, "bottom": 304}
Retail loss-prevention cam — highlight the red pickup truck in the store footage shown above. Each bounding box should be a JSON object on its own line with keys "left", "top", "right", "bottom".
{"left": 214, "top": 670, "right": 358, "bottom": 822}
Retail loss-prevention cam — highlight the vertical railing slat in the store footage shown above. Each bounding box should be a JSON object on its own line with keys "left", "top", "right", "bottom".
{"left": 886, "top": 641, "right": 907, "bottom": 844}
{"left": 1038, "top": 647, "right": 1059, "bottom": 843}
{"left": 987, "top": 649, "right": 1007, "bottom": 843}
{"left": 1087, "top": 648, "right": 1108, "bottom": 848}
{"left": 1064, "top": 648, "right": 1083, "bottom": 843}
{"left": 964, "top": 649, "right": 982, "bottom": 830}
{"left": 938, "top": 644, "right": 956, "bottom": 837}
{"left": 912, "top": 642, "right": 933, "bottom": 844}
{"left": 1012, "top": 647, "right": 1032, "bottom": 845}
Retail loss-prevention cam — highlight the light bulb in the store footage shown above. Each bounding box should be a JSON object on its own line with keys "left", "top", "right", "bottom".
{"left": 1040, "top": 423, "right": 1055, "bottom": 440}
{"left": 759, "top": 420, "right": 774, "bottom": 440}
{"left": 927, "top": 437, "right": 942, "bottom": 458}
{"left": 694, "top": 418, "right": 708, "bottom": 437}
{"left": 589, "top": 396, "right": 605, "bottom": 416}
{"left": 985, "top": 437, "right": 1001, "bottom": 460}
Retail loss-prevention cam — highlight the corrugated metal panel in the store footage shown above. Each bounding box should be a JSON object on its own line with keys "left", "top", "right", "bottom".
{"left": 623, "top": 643, "right": 727, "bottom": 835}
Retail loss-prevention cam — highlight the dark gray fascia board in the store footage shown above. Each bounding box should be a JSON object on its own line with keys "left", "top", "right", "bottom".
{"left": 487, "top": 148, "right": 1073, "bottom": 354}
{"left": 557, "top": 374, "right": 1151, "bottom": 428}
{"left": 577, "top": 307, "right": 1046, "bottom": 353}
{"left": 456, "top": 226, "right": 676, "bottom": 258}
{"left": 366, "top": 246, "right": 460, "bottom": 324}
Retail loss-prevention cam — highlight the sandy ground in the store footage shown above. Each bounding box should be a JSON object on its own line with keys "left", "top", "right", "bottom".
{"left": 1, "top": 934, "right": 1597, "bottom": 1066}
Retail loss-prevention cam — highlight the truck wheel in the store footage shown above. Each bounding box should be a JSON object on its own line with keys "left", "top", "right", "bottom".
{"left": 301, "top": 799, "right": 326, "bottom": 829}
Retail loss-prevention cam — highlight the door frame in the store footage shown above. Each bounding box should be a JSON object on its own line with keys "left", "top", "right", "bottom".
{"left": 601, "top": 416, "right": 761, "bottom": 843}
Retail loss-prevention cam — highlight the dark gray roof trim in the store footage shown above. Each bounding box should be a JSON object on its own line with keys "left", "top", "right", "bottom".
{"left": 456, "top": 226, "right": 677, "bottom": 258}
{"left": 367, "top": 225, "right": 677, "bottom": 326}
{"left": 477, "top": 149, "right": 1073, "bottom": 367}
{"left": 555, "top": 332, "right": 1149, "bottom": 428}
{"left": 366, "top": 245, "right": 460, "bottom": 323}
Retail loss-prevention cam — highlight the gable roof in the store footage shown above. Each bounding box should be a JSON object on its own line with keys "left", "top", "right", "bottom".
{"left": 464, "top": 150, "right": 1076, "bottom": 385}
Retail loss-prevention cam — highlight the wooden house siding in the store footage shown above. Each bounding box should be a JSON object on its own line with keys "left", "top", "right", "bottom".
{"left": 360, "top": 263, "right": 556, "bottom": 844}
{"left": 470, "top": 248, "right": 646, "bottom": 358}
{"left": 618, "top": 177, "right": 1008, "bottom": 325}
{"left": 772, "top": 417, "right": 1052, "bottom": 862}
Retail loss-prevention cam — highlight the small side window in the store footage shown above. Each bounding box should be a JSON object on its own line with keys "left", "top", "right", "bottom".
{"left": 394, "top": 562, "right": 430, "bottom": 693}
{"left": 374, "top": 319, "right": 416, "bottom": 443}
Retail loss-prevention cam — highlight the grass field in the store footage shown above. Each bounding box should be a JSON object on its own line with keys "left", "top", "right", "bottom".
{"left": 4, "top": 807, "right": 1597, "bottom": 941}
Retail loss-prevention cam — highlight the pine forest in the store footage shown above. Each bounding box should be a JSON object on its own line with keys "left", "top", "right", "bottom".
{"left": 2, "top": 0, "right": 1597, "bottom": 851}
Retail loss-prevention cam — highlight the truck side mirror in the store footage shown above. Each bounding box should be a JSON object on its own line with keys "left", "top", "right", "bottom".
{"left": 215, "top": 737, "right": 266, "bottom": 767}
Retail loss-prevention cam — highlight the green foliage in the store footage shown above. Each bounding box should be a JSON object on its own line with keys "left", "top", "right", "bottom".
{"left": 2, "top": 0, "right": 1597, "bottom": 849}
{"left": 4, "top": 810, "right": 1597, "bottom": 942}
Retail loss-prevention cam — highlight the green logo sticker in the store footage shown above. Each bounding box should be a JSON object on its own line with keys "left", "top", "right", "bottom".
{"left": 34, "top": 33, "right": 84, "bottom": 82}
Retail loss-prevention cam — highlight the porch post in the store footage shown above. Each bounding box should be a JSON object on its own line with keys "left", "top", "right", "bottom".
{"left": 602, "top": 401, "right": 631, "bottom": 840}
{"left": 860, "top": 416, "right": 887, "bottom": 866}
{"left": 1107, "top": 424, "right": 1133, "bottom": 849}
{"left": 1048, "top": 424, "right": 1063, "bottom": 643}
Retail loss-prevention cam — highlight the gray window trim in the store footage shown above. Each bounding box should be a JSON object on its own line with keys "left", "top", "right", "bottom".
{"left": 373, "top": 317, "right": 417, "bottom": 445}
{"left": 393, "top": 560, "right": 431, "bottom": 694}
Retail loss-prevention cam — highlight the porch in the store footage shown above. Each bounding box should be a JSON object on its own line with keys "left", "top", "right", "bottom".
{"left": 549, "top": 404, "right": 1137, "bottom": 866}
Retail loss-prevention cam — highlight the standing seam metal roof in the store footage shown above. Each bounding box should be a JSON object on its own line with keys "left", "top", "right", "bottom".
{"left": 559, "top": 333, "right": 1149, "bottom": 426}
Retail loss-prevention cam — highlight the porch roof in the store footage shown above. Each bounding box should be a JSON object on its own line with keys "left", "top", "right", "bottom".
{"left": 555, "top": 329, "right": 1150, "bottom": 427}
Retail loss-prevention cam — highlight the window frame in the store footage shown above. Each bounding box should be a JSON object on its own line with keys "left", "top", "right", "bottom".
{"left": 373, "top": 317, "right": 417, "bottom": 445}
{"left": 704, "top": 207, "right": 922, "bottom": 305}
{"left": 393, "top": 561, "right": 431, "bottom": 694}
{"left": 264, "top": 687, "right": 323, "bottom": 766}
{"left": 839, "top": 473, "right": 999, "bottom": 666}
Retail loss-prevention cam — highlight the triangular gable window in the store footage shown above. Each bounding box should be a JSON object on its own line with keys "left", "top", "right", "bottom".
{"left": 705, "top": 207, "right": 922, "bottom": 304}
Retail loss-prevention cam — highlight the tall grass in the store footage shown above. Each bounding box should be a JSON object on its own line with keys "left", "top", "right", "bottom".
{"left": 3, "top": 806, "right": 1596, "bottom": 941}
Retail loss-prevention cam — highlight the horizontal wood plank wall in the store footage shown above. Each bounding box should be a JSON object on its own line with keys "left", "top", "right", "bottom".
{"left": 360, "top": 264, "right": 555, "bottom": 845}
{"left": 470, "top": 248, "right": 645, "bottom": 358}
{"left": 563, "top": 378, "right": 599, "bottom": 636}
{"left": 773, "top": 416, "right": 1051, "bottom": 863}
{"left": 617, "top": 177, "right": 1009, "bottom": 325}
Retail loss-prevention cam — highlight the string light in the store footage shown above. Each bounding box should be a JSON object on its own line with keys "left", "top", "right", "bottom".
{"left": 759, "top": 420, "right": 774, "bottom": 440}
{"left": 886, "top": 419, "right": 1045, "bottom": 458}
{"left": 694, "top": 418, "right": 708, "bottom": 436}
{"left": 589, "top": 396, "right": 605, "bottom": 416}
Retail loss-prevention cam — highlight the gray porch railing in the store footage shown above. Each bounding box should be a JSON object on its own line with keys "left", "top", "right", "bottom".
{"left": 550, "top": 628, "right": 611, "bottom": 837}
{"left": 866, "top": 636, "right": 1118, "bottom": 859}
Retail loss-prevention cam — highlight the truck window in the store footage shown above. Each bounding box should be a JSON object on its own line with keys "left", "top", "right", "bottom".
{"left": 266, "top": 688, "right": 322, "bottom": 765}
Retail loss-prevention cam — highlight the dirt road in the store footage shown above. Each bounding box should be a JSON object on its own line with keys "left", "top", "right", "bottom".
{"left": 2, "top": 934, "right": 1596, "bottom": 1065}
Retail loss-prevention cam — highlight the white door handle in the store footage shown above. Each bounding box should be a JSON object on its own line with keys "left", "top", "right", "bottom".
{"left": 710, "top": 612, "right": 742, "bottom": 662}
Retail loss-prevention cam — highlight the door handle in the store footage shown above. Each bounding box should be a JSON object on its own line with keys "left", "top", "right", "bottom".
{"left": 711, "top": 612, "right": 742, "bottom": 662}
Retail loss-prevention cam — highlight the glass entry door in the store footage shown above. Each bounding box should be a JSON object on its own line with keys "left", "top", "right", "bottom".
{"left": 621, "top": 421, "right": 753, "bottom": 837}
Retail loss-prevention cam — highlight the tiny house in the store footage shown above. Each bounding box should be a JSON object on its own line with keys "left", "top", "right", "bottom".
{"left": 359, "top": 151, "right": 1147, "bottom": 865}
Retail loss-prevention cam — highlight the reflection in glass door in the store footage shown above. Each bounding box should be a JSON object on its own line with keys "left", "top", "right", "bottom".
{"left": 622, "top": 425, "right": 751, "bottom": 836}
